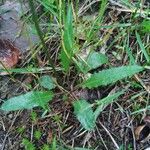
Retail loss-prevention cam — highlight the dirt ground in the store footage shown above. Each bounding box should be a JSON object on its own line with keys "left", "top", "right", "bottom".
{"left": 0, "top": 0, "right": 150, "bottom": 150}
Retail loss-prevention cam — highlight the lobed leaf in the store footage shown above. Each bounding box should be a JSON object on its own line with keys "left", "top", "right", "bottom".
{"left": 73, "top": 91, "right": 124, "bottom": 130}
{"left": 82, "top": 65, "right": 144, "bottom": 88}
{"left": 1, "top": 91, "right": 54, "bottom": 111}
{"left": 73, "top": 100, "right": 95, "bottom": 130}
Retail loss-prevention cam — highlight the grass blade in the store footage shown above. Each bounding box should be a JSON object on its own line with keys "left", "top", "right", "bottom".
{"left": 136, "top": 31, "right": 150, "bottom": 63}
{"left": 124, "top": 36, "right": 135, "bottom": 65}
{"left": 37, "top": 0, "right": 58, "bottom": 17}
{"left": 94, "top": 91, "right": 125, "bottom": 119}
{"left": 61, "top": 4, "right": 74, "bottom": 72}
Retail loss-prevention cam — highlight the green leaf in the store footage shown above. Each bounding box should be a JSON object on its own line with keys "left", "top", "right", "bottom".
{"left": 1, "top": 91, "right": 54, "bottom": 111}
{"left": 76, "top": 52, "right": 108, "bottom": 73}
{"left": 73, "top": 100, "right": 95, "bottom": 130}
{"left": 50, "top": 137, "right": 57, "bottom": 150}
{"left": 60, "top": 49, "right": 70, "bottom": 72}
{"left": 140, "top": 20, "right": 150, "bottom": 33}
{"left": 73, "top": 91, "right": 125, "bottom": 131}
{"left": 37, "top": 0, "right": 57, "bottom": 17}
{"left": 61, "top": 5, "right": 74, "bottom": 72}
{"left": 82, "top": 65, "right": 144, "bottom": 88}
{"left": 94, "top": 91, "right": 124, "bottom": 119}
{"left": 39, "top": 75, "right": 56, "bottom": 90}
{"left": 136, "top": 31, "right": 150, "bottom": 63}
{"left": 124, "top": 37, "right": 135, "bottom": 65}
{"left": 22, "top": 138, "right": 36, "bottom": 150}
{"left": 86, "top": 52, "right": 108, "bottom": 70}
{"left": 34, "top": 130, "right": 42, "bottom": 140}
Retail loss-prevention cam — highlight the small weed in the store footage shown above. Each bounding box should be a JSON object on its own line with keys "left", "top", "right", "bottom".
{"left": 41, "top": 144, "right": 50, "bottom": 150}
{"left": 22, "top": 138, "right": 36, "bottom": 150}
{"left": 34, "top": 130, "right": 42, "bottom": 140}
{"left": 0, "top": 0, "right": 149, "bottom": 149}
{"left": 17, "top": 126, "right": 26, "bottom": 134}
{"left": 140, "top": 20, "right": 150, "bottom": 33}
{"left": 31, "top": 111, "right": 38, "bottom": 122}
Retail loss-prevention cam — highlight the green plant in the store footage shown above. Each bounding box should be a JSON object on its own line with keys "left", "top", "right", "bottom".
{"left": 1, "top": 91, "right": 54, "bottom": 111}
{"left": 73, "top": 90, "right": 124, "bottom": 130}
{"left": 31, "top": 111, "right": 38, "bottom": 122}
{"left": 22, "top": 138, "right": 36, "bottom": 150}
{"left": 140, "top": 20, "right": 150, "bottom": 33}
{"left": 0, "top": 0, "right": 149, "bottom": 133}
{"left": 17, "top": 126, "right": 26, "bottom": 134}
{"left": 39, "top": 75, "right": 56, "bottom": 90}
{"left": 41, "top": 144, "right": 50, "bottom": 150}
{"left": 34, "top": 130, "right": 42, "bottom": 140}
{"left": 136, "top": 31, "right": 150, "bottom": 63}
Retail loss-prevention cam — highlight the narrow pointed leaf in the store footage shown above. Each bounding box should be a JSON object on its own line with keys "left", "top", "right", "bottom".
{"left": 94, "top": 90, "right": 124, "bottom": 119}
{"left": 136, "top": 32, "right": 150, "bottom": 63}
{"left": 82, "top": 65, "right": 144, "bottom": 88}
{"left": 61, "top": 5, "right": 74, "bottom": 71}
{"left": 73, "top": 100, "right": 95, "bottom": 130}
{"left": 1, "top": 91, "right": 54, "bottom": 111}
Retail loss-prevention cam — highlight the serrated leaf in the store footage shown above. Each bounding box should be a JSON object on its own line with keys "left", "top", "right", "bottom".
{"left": 94, "top": 90, "right": 124, "bottom": 119}
{"left": 1, "top": 91, "right": 54, "bottom": 111}
{"left": 61, "top": 5, "right": 74, "bottom": 72}
{"left": 39, "top": 75, "right": 56, "bottom": 90}
{"left": 73, "top": 100, "right": 95, "bottom": 130}
{"left": 82, "top": 65, "right": 144, "bottom": 88}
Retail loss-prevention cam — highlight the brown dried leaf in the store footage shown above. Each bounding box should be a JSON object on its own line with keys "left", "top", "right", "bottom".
{"left": 0, "top": 39, "right": 20, "bottom": 74}
{"left": 135, "top": 125, "right": 150, "bottom": 142}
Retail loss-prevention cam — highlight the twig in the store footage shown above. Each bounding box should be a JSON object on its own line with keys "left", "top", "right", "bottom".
{"left": 78, "top": 0, "right": 100, "bottom": 17}
{"left": 109, "top": 0, "right": 128, "bottom": 9}
{"left": 130, "top": 120, "right": 137, "bottom": 150}
{"left": 98, "top": 120, "right": 120, "bottom": 149}
{"left": 96, "top": 125, "right": 109, "bottom": 150}
{"left": 1, "top": 111, "right": 20, "bottom": 150}
{"left": 28, "top": 0, "right": 57, "bottom": 78}
{"left": 134, "top": 74, "right": 150, "bottom": 94}
{"left": 108, "top": 0, "right": 150, "bottom": 20}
